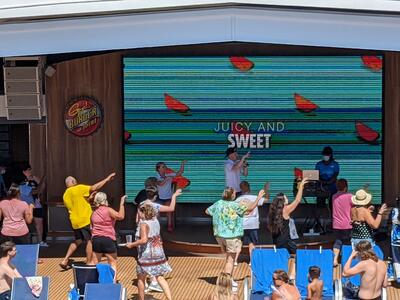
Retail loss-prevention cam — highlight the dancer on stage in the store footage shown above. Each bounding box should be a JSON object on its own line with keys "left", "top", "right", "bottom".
{"left": 224, "top": 147, "right": 250, "bottom": 196}
{"left": 332, "top": 179, "right": 353, "bottom": 266}
{"left": 127, "top": 203, "right": 172, "bottom": 300}
{"left": 268, "top": 178, "right": 308, "bottom": 256}
{"left": 234, "top": 181, "right": 269, "bottom": 265}
{"left": 156, "top": 161, "right": 186, "bottom": 231}
{"left": 206, "top": 187, "right": 265, "bottom": 291}
{"left": 350, "top": 189, "right": 387, "bottom": 247}
{"left": 60, "top": 172, "right": 115, "bottom": 269}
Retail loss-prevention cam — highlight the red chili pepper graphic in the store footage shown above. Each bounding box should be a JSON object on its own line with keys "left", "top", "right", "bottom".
{"left": 355, "top": 121, "right": 380, "bottom": 143}
{"left": 294, "top": 93, "right": 319, "bottom": 113}
{"left": 230, "top": 57, "right": 254, "bottom": 71}
{"left": 164, "top": 93, "right": 190, "bottom": 113}
{"left": 361, "top": 56, "right": 382, "bottom": 71}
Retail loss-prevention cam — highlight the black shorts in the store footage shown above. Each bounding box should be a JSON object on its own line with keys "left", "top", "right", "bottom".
{"left": 243, "top": 229, "right": 259, "bottom": 245}
{"left": 92, "top": 236, "right": 117, "bottom": 254}
{"left": 33, "top": 208, "right": 44, "bottom": 218}
{"left": 333, "top": 229, "right": 351, "bottom": 250}
{"left": 73, "top": 225, "right": 91, "bottom": 241}
{"left": 0, "top": 233, "right": 30, "bottom": 245}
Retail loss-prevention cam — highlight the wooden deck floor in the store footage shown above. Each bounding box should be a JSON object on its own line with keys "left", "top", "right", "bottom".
{"left": 37, "top": 255, "right": 400, "bottom": 300}
{"left": 37, "top": 256, "right": 250, "bottom": 300}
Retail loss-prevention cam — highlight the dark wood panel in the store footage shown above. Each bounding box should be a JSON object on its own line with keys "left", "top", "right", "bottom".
{"left": 384, "top": 52, "right": 400, "bottom": 206}
{"left": 29, "top": 123, "right": 47, "bottom": 201}
{"left": 46, "top": 53, "right": 123, "bottom": 206}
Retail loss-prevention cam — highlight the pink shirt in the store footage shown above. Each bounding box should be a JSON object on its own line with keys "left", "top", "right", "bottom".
{"left": 0, "top": 199, "right": 30, "bottom": 236}
{"left": 91, "top": 206, "right": 116, "bottom": 240}
{"left": 332, "top": 192, "right": 353, "bottom": 230}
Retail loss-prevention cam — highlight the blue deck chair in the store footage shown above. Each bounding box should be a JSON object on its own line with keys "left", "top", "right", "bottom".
{"left": 244, "top": 248, "right": 290, "bottom": 300}
{"left": 69, "top": 264, "right": 115, "bottom": 299}
{"left": 84, "top": 283, "right": 126, "bottom": 300}
{"left": 296, "top": 249, "right": 338, "bottom": 300}
{"left": 11, "top": 276, "right": 49, "bottom": 300}
{"left": 13, "top": 244, "right": 39, "bottom": 277}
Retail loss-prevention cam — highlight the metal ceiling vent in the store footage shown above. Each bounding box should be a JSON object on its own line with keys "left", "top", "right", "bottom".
{"left": 3, "top": 56, "right": 43, "bottom": 120}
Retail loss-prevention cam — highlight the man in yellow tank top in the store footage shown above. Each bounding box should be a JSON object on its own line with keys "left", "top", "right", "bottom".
{"left": 60, "top": 172, "right": 115, "bottom": 269}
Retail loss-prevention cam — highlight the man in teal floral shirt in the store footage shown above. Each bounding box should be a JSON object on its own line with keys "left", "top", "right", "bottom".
{"left": 206, "top": 187, "right": 265, "bottom": 290}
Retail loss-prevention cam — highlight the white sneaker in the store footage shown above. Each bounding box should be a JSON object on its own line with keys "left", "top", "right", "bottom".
{"left": 232, "top": 280, "right": 238, "bottom": 292}
{"left": 144, "top": 281, "right": 149, "bottom": 293}
{"left": 234, "top": 262, "right": 238, "bottom": 267}
{"left": 39, "top": 241, "right": 49, "bottom": 247}
{"left": 148, "top": 281, "right": 163, "bottom": 293}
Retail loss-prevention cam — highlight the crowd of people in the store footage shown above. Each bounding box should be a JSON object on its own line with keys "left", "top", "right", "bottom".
{"left": 0, "top": 148, "right": 394, "bottom": 300}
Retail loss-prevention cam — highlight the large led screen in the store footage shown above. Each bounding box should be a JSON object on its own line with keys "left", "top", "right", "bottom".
{"left": 124, "top": 56, "right": 382, "bottom": 203}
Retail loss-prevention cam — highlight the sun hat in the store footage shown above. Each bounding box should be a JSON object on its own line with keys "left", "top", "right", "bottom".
{"left": 351, "top": 189, "right": 372, "bottom": 206}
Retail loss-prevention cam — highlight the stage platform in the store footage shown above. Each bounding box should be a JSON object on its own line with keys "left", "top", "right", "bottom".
{"left": 159, "top": 222, "right": 340, "bottom": 255}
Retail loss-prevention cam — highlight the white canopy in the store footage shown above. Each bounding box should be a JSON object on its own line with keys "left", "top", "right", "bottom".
{"left": 0, "top": 1, "right": 400, "bottom": 56}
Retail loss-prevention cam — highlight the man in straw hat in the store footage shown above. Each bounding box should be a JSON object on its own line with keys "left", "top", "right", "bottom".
{"left": 350, "top": 189, "right": 387, "bottom": 248}
{"left": 343, "top": 240, "right": 388, "bottom": 300}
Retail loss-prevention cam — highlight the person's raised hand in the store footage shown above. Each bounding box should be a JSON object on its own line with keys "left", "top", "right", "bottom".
{"left": 350, "top": 250, "right": 358, "bottom": 258}
{"left": 379, "top": 203, "right": 388, "bottom": 215}
{"left": 300, "top": 177, "right": 310, "bottom": 187}
{"left": 258, "top": 189, "right": 266, "bottom": 198}
{"left": 174, "top": 189, "right": 183, "bottom": 197}
{"left": 244, "top": 151, "right": 251, "bottom": 159}
{"left": 107, "top": 172, "right": 116, "bottom": 181}
{"left": 368, "top": 205, "right": 375, "bottom": 212}
{"left": 120, "top": 195, "right": 127, "bottom": 205}
{"left": 88, "top": 191, "right": 97, "bottom": 202}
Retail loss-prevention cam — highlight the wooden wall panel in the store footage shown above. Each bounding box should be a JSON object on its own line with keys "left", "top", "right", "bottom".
{"left": 46, "top": 53, "right": 123, "bottom": 206}
{"left": 29, "top": 123, "right": 47, "bottom": 200}
{"left": 384, "top": 52, "right": 400, "bottom": 206}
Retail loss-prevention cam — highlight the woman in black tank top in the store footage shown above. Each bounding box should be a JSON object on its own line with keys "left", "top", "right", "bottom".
{"left": 268, "top": 178, "right": 308, "bottom": 255}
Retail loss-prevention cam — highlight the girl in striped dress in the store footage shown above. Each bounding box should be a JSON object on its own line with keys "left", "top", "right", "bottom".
{"left": 126, "top": 203, "right": 172, "bottom": 300}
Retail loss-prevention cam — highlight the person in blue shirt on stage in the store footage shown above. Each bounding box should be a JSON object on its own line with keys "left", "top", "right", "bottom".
{"left": 315, "top": 146, "right": 340, "bottom": 207}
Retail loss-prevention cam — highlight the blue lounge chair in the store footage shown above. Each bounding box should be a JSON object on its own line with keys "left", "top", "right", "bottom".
{"left": 13, "top": 244, "right": 39, "bottom": 277}
{"left": 296, "top": 249, "right": 338, "bottom": 300}
{"left": 84, "top": 283, "right": 126, "bottom": 300}
{"left": 11, "top": 276, "right": 49, "bottom": 300}
{"left": 69, "top": 264, "right": 115, "bottom": 299}
{"left": 341, "top": 244, "right": 386, "bottom": 300}
{"left": 244, "top": 247, "right": 290, "bottom": 300}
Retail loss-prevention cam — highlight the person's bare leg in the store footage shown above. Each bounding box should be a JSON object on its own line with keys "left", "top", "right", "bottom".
{"left": 248, "top": 243, "right": 255, "bottom": 263}
{"left": 225, "top": 252, "right": 235, "bottom": 275}
{"left": 85, "top": 240, "right": 93, "bottom": 265}
{"left": 105, "top": 253, "right": 118, "bottom": 282}
{"left": 156, "top": 276, "right": 172, "bottom": 300}
{"left": 34, "top": 217, "right": 44, "bottom": 243}
{"left": 137, "top": 273, "right": 146, "bottom": 300}
{"left": 333, "top": 248, "right": 340, "bottom": 266}
{"left": 60, "top": 240, "right": 82, "bottom": 266}
{"left": 234, "top": 246, "right": 240, "bottom": 266}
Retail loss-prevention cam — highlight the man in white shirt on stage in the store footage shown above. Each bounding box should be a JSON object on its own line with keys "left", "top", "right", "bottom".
{"left": 224, "top": 147, "right": 250, "bottom": 196}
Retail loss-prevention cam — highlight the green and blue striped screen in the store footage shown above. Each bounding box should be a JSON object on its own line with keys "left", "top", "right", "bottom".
{"left": 123, "top": 56, "right": 382, "bottom": 203}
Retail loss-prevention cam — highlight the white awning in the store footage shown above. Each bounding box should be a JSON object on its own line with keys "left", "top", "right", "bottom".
{"left": 2, "top": 0, "right": 400, "bottom": 21}
{"left": 0, "top": 5, "right": 400, "bottom": 57}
